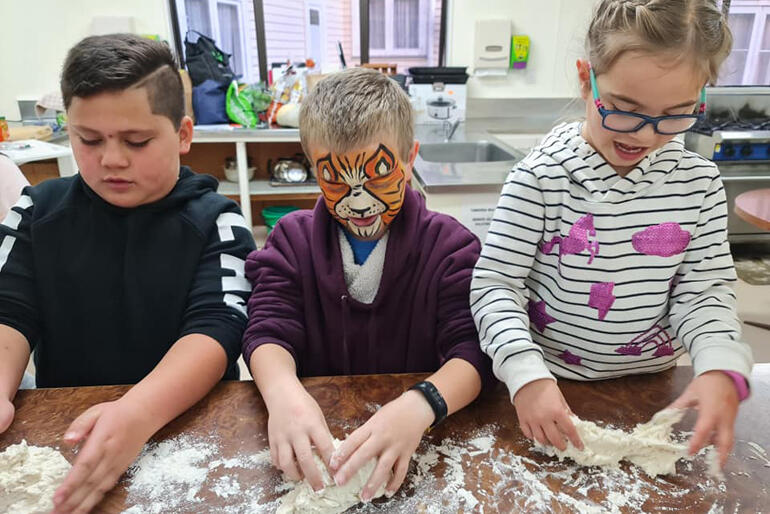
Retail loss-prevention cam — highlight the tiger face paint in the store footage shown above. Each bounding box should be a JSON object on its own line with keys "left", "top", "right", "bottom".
{"left": 314, "top": 143, "right": 407, "bottom": 240}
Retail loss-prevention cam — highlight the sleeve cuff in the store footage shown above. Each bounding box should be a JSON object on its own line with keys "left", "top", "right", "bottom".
{"left": 496, "top": 351, "right": 555, "bottom": 402}
{"left": 242, "top": 337, "right": 298, "bottom": 373}
{"left": 722, "top": 370, "right": 751, "bottom": 402}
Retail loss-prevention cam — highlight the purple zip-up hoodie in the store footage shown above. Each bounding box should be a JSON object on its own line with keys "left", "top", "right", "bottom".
{"left": 242, "top": 187, "right": 491, "bottom": 381}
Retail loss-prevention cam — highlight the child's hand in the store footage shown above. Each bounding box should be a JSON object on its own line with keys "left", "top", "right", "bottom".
{"left": 668, "top": 370, "right": 739, "bottom": 468}
{"left": 330, "top": 390, "right": 434, "bottom": 501}
{"left": 266, "top": 386, "right": 335, "bottom": 491}
{"left": 0, "top": 397, "right": 13, "bottom": 433}
{"left": 52, "top": 399, "right": 153, "bottom": 514}
{"left": 513, "top": 378, "right": 583, "bottom": 451}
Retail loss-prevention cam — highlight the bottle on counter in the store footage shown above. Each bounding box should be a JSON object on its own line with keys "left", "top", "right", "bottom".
{"left": 0, "top": 117, "right": 8, "bottom": 142}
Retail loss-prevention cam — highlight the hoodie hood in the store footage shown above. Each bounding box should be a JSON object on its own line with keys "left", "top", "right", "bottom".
{"left": 531, "top": 122, "right": 685, "bottom": 204}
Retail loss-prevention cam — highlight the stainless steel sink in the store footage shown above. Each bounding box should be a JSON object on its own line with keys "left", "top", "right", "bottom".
{"left": 418, "top": 141, "right": 516, "bottom": 163}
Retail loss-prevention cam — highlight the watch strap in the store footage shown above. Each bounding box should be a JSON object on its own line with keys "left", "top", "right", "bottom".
{"left": 409, "top": 380, "right": 448, "bottom": 429}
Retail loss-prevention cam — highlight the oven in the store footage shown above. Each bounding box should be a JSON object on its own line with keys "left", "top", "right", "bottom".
{"left": 719, "top": 163, "right": 770, "bottom": 243}
{"left": 685, "top": 109, "right": 770, "bottom": 243}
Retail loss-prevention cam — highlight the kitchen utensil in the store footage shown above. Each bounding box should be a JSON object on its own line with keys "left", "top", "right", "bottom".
{"left": 426, "top": 95, "right": 456, "bottom": 120}
{"left": 224, "top": 156, "right": 256, "bottom": 182}
{"left": 269, "top": 155, "right": 309, "bottom": 184}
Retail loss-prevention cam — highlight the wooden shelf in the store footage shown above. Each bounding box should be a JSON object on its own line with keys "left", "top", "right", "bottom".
{"left": 217, "top": 179, "right": 320, "bottom": 197}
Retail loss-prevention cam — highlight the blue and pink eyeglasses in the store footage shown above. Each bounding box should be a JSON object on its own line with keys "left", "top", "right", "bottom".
{"left": 589, "top": 65, "right": 706, "bottom": 135}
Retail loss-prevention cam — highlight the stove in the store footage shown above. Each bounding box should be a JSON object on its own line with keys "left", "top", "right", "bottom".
{"left": 686, "top": 107, "right": 770, "bottom": 162}
{"left": 684, "top": 105, "right": 770, "bottom": 243}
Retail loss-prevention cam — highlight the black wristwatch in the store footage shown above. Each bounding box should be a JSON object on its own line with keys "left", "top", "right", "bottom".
{"left": 409, "top": 380, "right": 448, "bottom": 429}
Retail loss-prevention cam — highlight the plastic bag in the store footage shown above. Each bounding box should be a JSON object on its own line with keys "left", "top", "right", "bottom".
{"left": 225, "top": 81, "right": 272, "bottom": 128}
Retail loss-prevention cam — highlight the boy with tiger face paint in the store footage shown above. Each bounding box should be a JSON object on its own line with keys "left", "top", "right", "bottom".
{"left": 242, "top": 68, "right": 490, "bottom": 503}
{"left": 314, "top": 141, "right": 407, "bottom": 241}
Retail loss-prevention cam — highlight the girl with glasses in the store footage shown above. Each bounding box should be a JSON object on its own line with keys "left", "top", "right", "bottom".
{"left": 471, "top": 0, "right": 753, "bottom": 469}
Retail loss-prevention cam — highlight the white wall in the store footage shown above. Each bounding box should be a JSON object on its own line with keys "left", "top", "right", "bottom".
{"left": 0, "top": 0, "right": 171, "bottom": 119}
{"left": 447, "top": 0, "right": 595, "bottom": 99}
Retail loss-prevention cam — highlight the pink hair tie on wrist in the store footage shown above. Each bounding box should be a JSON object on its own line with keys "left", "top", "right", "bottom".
{"left": 722, "top": 370, "right": 750, "bottom": 402}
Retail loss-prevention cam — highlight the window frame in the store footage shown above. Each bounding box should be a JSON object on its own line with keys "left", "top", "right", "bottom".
{"left": 168, "top": 0, "right": 449, "bottom": 82}
{"left": 352, "top": 0, "right": 431, "bottom": 58}
{"left": 724, "top": 1, "right": 770, "bottom": 85}
{"left": 175, "top": 0, "right": 254, "bottom": 81}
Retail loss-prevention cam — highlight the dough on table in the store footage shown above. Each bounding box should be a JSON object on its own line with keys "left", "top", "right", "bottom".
{"left": 277, "top": 438, "right": 388, "bottom": 513}
{"left": 537, "top": 408, "right": 690, "bottom": 477}
{"left": 0, "top": 440, "right": 71, "bottom": 514}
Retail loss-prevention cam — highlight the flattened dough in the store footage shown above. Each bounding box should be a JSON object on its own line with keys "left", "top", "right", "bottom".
{"left": 538, "top": 408, "right": 689, "bottom": 476}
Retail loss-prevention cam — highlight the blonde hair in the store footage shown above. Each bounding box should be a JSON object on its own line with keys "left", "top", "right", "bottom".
{"left": 299, "top": 67, "right": 414, "bottom": 161}
{"left": 587, "top": 0, "right": 732, "bottom": 83}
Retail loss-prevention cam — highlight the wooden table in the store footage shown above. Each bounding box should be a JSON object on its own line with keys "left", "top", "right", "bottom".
{"left": 735, "top": 188, "right": 770, "bottom": 231}
{"left": 2, "top": 366, "right": 769, "bottom": 513}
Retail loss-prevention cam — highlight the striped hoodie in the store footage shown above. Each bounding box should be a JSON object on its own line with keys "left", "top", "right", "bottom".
{"left": 471, "top": 122, "right": 753, "bottom": 400}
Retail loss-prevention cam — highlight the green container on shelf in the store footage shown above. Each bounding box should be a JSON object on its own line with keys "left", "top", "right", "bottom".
{"left": 262, "top": 205, "right": 299, "bottom": 234}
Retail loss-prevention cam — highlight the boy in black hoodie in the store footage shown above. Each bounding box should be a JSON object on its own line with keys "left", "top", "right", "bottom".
{"left": 0, "top": 34, "right": 255, "bottom": 513}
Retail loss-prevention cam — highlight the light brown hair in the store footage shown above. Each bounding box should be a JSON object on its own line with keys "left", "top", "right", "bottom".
{"left": 586, "top": 0, "right": 732, "bottom": 83}
{"left": 299, "top": 67, "right": 414, "bottom": 161}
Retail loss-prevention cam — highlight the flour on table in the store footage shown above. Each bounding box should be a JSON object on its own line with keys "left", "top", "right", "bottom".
{"left": 123, "top": 435, "right": 218, "bottom": 513}
{"left": 0, "top": 440, "right": 71, "bottom": 514}
{"left": 537, "top": 408, "right": 696, "bottom": 477}
{"left": 747, "top": 441, "right": 770, "bottom": 467}
{"left": 277, "top": 438, "right": 387, "bottom": 513}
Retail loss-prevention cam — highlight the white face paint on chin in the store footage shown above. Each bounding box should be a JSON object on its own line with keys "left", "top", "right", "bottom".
{"left": 346, "top": 214, "right": 383, "bottom": 239}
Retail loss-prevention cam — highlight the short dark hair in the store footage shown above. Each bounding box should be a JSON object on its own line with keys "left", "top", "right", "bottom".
{"left": 61, "top": 34, "right": 185, "bottom": 130}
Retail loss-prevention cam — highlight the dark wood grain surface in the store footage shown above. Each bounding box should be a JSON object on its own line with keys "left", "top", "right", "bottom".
{"left": 2, "top": 365, "right": 768, "bottom": 513}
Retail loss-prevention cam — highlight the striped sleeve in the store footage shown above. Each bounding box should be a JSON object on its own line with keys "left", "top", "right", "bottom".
{"left": 180, "top": 205, "right": 257, "bottom": 366}
{"left": 0, "top": 191, "right": 38, "bottom": 349}
{"left": 471, "top": 164, "right": 554, "bottom": 401}
{"left": 668, "top": 173, "right": 753, "bottom": 380}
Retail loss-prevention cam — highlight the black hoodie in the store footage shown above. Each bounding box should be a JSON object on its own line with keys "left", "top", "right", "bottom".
{"left": 0, "top": 167, "right": 255, "bottom": 387}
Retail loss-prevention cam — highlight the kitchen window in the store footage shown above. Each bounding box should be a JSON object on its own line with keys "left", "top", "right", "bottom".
{"left": 353, "top": 0, "right": 443, "bottom": 72}
{"left": 174, "top": 0, "right": 258, "bottom": 81}
{"left": 169, "top": 0, "right": 447, "bottom": 81}
{"left": 719, "top": 0, "right": 770, "bottom": 85}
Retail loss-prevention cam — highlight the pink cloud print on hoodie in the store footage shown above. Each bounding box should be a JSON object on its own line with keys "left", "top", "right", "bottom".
{"left": 536, "top": 217, "right": 692, "bottom": 367}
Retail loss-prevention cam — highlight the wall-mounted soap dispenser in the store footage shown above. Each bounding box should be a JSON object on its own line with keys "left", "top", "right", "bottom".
{"left": 473, "top": 19, "right": 512, "bottom": 76}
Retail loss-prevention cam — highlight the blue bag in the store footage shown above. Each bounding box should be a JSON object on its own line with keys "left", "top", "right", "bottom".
{"left": 192, "top": 80, "right": 229, "bottom": 124}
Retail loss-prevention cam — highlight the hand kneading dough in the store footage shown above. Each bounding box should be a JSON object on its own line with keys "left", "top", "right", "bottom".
{"left": 537, "top": 408, "right": 689, "bottom": 477}
{"left": 0, "top": 440, "right": 71, "bottom": 514}
{"left": 277, "top": 439, "right": 387, "bottom": 513}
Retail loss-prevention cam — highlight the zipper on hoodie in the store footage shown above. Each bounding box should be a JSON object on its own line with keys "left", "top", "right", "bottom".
{"left": 341, "top": 294, "right": 352, "bottom": 375}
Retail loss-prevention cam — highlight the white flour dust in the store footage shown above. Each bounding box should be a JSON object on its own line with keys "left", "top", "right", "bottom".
{"left": 344, "top": 423, "right": 727, "bottom": 513}
{"left": 120, "top": 423, "right": 754, "bottom": 513}
{"left": 121, "top": 434, "right": 278, "bottom": 514}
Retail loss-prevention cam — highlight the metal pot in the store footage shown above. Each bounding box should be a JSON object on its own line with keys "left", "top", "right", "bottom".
{"left": 271, "top": 158, "right": 308, "bottom": 183}
{"left": 426, "top": 95, "right": 456, "bottom": 120}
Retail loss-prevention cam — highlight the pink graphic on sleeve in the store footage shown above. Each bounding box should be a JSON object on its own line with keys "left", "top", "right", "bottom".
{"left": 631, "top": 222, "right": 691, "bottom": 257}
{"left": 528, "top": 300, "right": 556, "bottom": 333}
{"left": 541, "top": 214, "right": 600, "bottom": 264}
{"left": 559, "top": 349, "right": 582, "bottom": 366}
{"left": 615, "top": 324, "right": 675, "bottom": 357}
{"left": 588, "top": 282, "right": 615, "bottom": 320}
